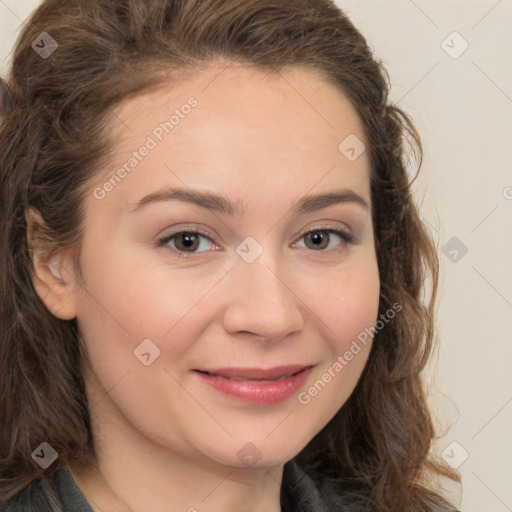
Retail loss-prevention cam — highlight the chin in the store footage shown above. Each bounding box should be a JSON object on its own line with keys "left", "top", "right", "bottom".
{"left": 191, "top": 428, "right": 313, "bottom": 471}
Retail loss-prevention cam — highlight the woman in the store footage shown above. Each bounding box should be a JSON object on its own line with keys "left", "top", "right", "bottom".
{"left": 0, "top": 0, "right": 461, "bottom": 510}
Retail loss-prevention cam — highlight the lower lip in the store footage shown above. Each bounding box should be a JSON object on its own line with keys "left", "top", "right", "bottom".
{"left": 195, "top": 368, "right": 312, "bottom": 405}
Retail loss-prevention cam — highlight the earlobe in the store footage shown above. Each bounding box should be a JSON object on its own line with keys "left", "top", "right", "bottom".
{"left": 27, "top": 209, "right": 78, "bottom": 321}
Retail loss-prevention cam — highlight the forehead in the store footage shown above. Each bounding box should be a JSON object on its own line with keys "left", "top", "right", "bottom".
{"left": 113, "top": 63, "right": 365, "bottom": 138}
{"left": 91, "top": 63, "right": 371, "bottom": 213}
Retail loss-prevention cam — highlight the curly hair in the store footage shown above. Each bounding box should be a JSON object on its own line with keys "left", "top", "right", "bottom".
{"left": 0, "top": 0, "right": 460, "bottom": 510}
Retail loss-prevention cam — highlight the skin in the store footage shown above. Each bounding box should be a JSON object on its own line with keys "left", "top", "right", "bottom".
{"left": 31, "top": 63, "right": 380, "bottom": 512}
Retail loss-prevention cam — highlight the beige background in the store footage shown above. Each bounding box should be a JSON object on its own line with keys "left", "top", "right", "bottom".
{"left": 1, "top": 1, "right": 511, "bottom": 510}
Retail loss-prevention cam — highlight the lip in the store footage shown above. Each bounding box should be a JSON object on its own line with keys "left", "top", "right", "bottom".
{"left": 193, "top": 365, "right": 314, "bottom": 405}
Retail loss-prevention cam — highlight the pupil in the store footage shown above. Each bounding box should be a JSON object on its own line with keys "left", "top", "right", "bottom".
{"left": 312, "top": 232, "right": 323, "bottom": 244}
{"left": 182, "top": 234, "right": 196, "bottom": 247}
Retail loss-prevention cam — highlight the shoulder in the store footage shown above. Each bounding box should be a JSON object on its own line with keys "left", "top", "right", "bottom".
{"left": 282, "top": 459, "right": 462, "bottom": 512}
{"left": 0, "top": 467, "right": 93, "bottom": 512}
{"left": 282, "top": 459, "right": 354, "bottom": 511}
{"left": 0, "top": 478, "right": 58, "bottom": 512}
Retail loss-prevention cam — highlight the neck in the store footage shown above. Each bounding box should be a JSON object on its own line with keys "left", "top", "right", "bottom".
{"left": 70, "top": 373, "right": 283, "bottom": 512}
{"left": 70, "top": 458, "right": 283, "bottom": 512}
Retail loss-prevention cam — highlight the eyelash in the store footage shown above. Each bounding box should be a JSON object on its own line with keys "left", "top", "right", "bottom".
{"left": 155, "top": 226, "right": 356, "bottom": 259}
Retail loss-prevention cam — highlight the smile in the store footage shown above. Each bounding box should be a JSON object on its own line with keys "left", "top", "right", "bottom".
{"left": 192, "top": 365, "right": 314, "bottom": 405}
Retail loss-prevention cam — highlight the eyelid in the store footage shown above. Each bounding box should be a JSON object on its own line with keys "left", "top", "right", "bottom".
{"left": 155, "top": 225, "right": 219, "bottom": 252}
{"left": 295, "top": 223, "right": 355, "bottom": 242}
{"left": 155, "top": 222, "right": 358, "bottom": 257}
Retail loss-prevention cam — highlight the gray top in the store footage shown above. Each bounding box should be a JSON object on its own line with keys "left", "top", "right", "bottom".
{"left": 1, "top": 460, "right": 342, "bottom": 511}
{"left": 0, "top": 466, "right": 94, "bottom": 512}
{"left": 1, "top": 460, "right": 460, "bottom": 511}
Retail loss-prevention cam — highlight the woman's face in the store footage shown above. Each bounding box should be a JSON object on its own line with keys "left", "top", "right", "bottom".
{"left": 69, "top": 64, "right": 380, "bottom": 469}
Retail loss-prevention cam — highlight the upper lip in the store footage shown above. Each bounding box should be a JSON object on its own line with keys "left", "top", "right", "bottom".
{"left": 193, "top": 365, "right": 313, "bottom": 381}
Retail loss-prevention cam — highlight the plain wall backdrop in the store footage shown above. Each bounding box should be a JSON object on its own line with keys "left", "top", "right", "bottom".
{"left": 1, "top": 1, "right": 511, "bottom": 510}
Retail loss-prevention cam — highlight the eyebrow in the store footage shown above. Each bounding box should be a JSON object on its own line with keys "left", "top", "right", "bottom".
{"left": 128, "top": 186, "right": 370, "bottom": 216}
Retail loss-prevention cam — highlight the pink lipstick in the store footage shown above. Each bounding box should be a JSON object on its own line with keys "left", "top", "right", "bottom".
{"left": 193, "top": 365, "right": 313, "bottom": 405}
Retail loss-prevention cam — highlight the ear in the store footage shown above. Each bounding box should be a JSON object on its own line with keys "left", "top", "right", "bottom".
{"left": 26, "top": 208, "right": 78, "bottom": 320}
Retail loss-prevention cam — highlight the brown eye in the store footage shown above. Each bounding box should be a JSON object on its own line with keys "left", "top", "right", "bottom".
{"left": 156, "top": 230, "right": 216, "bottom": 258}
{"left": 304, "top": 231, "right": 330, "bottom": 250}
{"left": 173, "top": 232, "right": 201, "bottom": 252}
{"left": 298, "top": 229, "right": 354, "bottom": 252}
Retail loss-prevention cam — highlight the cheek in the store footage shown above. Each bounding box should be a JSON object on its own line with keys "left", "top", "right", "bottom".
{"left": 74, "top": 242, "right": 208, "bottom": 383}
{"left": 74, "top": 249, "right": 208, "bottom": 438}
{"left": 307, "top": 252, "right": 381, "bottom": 351}
{"left": 77, "top": 237, "right": 211, "bottom": 334}
{"left": 295, "top": 253, "right": 380, "bottom": 421}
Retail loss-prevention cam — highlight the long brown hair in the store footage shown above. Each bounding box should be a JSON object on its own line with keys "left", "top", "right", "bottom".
{"left": 0, "top": 0, "right": 460, "bottom": 510}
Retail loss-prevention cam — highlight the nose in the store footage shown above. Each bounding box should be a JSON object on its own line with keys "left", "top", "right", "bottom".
{"left": 222, "top": 253, "right": 305, "bottom": 342}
